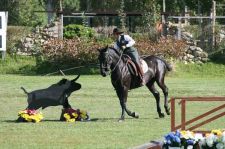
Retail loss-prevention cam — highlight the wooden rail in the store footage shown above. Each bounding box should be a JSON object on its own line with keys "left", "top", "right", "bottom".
{"left": 170, "top": 97, "right": 225, "bottom": 133}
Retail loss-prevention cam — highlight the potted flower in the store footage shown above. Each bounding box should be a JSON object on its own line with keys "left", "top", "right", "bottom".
{"left": 17, "top": 109, "right": 44, "bottom": 123}
{"left": 199, "top": 130, "right": 225, "bottom": 149}
{"left": 180, "top": 130, "right": 203, "bottom": 149}
{"left": 60, "top": 108, "right": 89, "bottom": 122}
{"left": 163, "top": 130, "right": 182, "bottom": 149}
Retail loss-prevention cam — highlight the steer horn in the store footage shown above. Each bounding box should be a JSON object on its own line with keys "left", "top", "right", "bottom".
{"left": 72, "top": 75, "right": 80, "bottom": 82}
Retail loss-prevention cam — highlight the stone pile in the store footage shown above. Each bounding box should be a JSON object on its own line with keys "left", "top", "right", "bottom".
{"left": 181, "top": 45, "right": 208, "bottom": 64}
{"left": 17, "top": 21, "right": 59, "bottom": 55}
{"left": 180, "top": 30, "right": 208, "bottom": 64}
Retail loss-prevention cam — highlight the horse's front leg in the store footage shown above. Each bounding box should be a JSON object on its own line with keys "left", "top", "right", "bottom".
{"left": 116, "top": 88, "right": 139, "bottom": 122}
{"left": 116, "top": 88, "right": 127, "bottom": 122}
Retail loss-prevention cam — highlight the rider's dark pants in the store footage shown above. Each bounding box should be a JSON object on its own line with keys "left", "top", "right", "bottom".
{"left": 124, "top": 47, "right": 141, "bottom": 66}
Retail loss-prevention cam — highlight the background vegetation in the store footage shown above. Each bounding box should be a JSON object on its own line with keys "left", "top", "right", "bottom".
{"left": 0, "top": 1, "right": 225, "bottom": 148}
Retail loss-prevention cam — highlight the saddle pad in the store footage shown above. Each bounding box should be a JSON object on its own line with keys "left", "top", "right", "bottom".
{"left": 140, "top": 59, "right": 148, "bottom": 73}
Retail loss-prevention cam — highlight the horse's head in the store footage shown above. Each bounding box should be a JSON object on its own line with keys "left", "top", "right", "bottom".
{"left": 98, "top": 46, "right": 112, "bottom": 77}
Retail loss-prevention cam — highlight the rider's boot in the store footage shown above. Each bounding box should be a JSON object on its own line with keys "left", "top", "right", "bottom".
{"left": 136, "top": 64, "right": 145, "bottom": 86}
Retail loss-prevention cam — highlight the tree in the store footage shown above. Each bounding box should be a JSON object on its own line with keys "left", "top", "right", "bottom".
{"left": 0, "top": 0, "right": 47, "bottom": 26}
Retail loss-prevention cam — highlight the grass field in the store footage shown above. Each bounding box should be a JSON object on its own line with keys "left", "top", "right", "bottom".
{"left": 0, "top": 73, "right": 225, "bottom": 149}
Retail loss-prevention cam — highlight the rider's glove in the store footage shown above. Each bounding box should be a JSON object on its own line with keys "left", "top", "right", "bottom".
{"left": 121, "top": 45, "right": 126, "bottom": 50}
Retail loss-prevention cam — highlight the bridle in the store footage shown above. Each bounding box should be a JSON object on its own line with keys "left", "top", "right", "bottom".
{"left": 101, "top": 48, "right": 123, "bottom": 73}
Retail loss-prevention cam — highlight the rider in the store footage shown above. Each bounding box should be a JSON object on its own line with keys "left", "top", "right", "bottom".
{"left": 112, "top": 28, "right": 144, "bottom": 85}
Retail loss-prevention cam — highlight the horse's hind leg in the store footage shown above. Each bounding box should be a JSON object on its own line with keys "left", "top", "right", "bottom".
{"left": 146, "top": 80, "right": 165, "bottom": 118}
{"left": 156, "top": 75, "right": 170, "bottom": 115}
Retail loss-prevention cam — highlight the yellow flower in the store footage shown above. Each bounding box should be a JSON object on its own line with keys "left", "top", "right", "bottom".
{"left": 18, "top": 110, "right": 27, "bottom": 115}
{"left": 64, "top": 113, "right": 71, "bottom": 121}
{"left": 67, "top": 118, "right": 75, "bottom": 122}
{"left": 72, "top": 113, "right": 78, "bottom": 119}
{"left": 211, "top": 129, "right": 222, "bottom": 136}
{"left": 205, "top": 133, "right": 211, "bottom": 137}
{"left": 18, "top": 110, "right": 44, "bottom": 123}
{"left": 80, "top": 110, "right": 87, "bottom": 119}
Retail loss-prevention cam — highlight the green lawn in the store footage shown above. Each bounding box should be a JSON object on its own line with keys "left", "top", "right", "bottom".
{"left": 0, "top": 74, "right": 225, "bottom": 149}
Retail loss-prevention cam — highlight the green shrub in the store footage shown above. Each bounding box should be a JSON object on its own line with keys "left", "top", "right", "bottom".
{"left": 63, "top": 24, "right": 95, "bottom": 39}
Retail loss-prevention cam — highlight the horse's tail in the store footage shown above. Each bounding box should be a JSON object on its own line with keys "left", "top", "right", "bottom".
{"left": 164, "top": 61, "right": 173, "bottom": 71}
{"left": 156, "top": 56, "right": 173, "bottom": 71}
{"left": 21, "top": 87, "right": 29, "bottom": 95}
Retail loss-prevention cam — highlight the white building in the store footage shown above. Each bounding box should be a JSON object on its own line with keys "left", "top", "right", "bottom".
{"left": 0, "top": 12, "right": 8, "bottom": 60}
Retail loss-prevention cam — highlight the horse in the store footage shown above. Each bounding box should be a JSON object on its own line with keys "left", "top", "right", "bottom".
{"left": 98, "top": 46, "right": 172, "bottom": 121}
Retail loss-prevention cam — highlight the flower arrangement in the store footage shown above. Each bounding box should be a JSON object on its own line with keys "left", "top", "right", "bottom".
{"left": 163, "top": 130, "right": 182, "bottom": 148}
{"left": 60, "top": 108, "right": 89, "bottom": 122}
{"left": 199, "top": 129, "right": 225, "bottom": 149}
{"left": 17, "top": 109, "right": 44, "bottom": 123}
{"left": 163, "top": 130, "right": 225, "bottom": 149}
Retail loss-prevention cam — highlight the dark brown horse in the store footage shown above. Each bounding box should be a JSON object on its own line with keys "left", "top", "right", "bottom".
{"left": 98, "top": 46, "right": 172, "bottom": 121}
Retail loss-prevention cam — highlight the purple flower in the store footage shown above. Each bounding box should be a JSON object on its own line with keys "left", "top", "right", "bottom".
{"left": 186, "top": 139, "right": 194, "bottom": 145}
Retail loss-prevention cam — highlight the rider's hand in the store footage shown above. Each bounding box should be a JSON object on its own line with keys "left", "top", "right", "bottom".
{"left": 122, "top": 45, "right": 126, "bottom": 50}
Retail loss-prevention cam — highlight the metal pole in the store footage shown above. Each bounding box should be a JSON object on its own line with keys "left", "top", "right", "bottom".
{"left": 178, "top": 17, "right": 182, "bottom": 40}
{"left": 184, "top": 6, "right": 189, "bottom": 25}
{"left": 58, "top": 0, "right": 63, "bottom": 39}
{"left": 162, "top": 0, "right": 166, "bottom": 38}
{"left": 212, "top": 0, "right": 216, "bottom": 48}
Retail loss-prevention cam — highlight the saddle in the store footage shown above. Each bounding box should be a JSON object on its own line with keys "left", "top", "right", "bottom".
{"left": 123, "top": 55, "right": 148, "bottom": 77}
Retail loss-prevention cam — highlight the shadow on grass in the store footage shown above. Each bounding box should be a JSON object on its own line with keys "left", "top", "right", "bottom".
{"left": 2, "top": 119, "right": 99, "bottom": 123}
{"left": 2, "top": 117, "right": 153, "bottom": 123}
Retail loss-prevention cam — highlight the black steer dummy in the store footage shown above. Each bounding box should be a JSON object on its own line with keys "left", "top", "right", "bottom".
{"left": 21, "top": 75, "right": 81, "bottom": 110}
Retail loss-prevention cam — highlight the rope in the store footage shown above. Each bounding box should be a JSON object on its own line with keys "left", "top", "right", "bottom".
{"left": 44, "top": 63, "right": 99, "bottom": 76}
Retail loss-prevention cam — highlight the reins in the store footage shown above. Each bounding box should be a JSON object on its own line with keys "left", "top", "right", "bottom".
{"left": 110, "top": 51, "right": 123, "bottom": 72}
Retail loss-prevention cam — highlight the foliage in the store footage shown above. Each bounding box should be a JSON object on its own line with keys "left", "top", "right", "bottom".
{"left": 63, "top": 24, "right": 95, "bottom": 39}
{"left": 0, "top": 55, "right": 37, "bottom": 75}
{"left": 118, "top": 0, "right": 126, "bottom": 30}
{"left": 134, "top": 36, "right": 187, "bottom": 59}
{"left": 7, "top": 26, "right": 32, "bottom": 53}
{"left": 0, "top": 0, "right": 47, "bottom": 26}
{"left": 42, "top": 38, "right": 100, "bottom": 65}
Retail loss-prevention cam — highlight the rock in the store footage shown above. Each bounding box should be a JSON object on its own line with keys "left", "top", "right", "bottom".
{"left": 189, "top": 46, "right": 196, "bottom": 51}
{"left": 187, "top": 54, "right": 194, "bottom": 59}
{"left": 201, "top": 58, "right": 208, "bottom": 62}
{"left": 196, "top": 60, "right": 203, "bottom": 64}
{"left": 200, "top": 52, "right": 208, "bottom": 58}
{"left": 196, "top": 47, "right": 203, "bottom": 52}
{"left": 193, "top": 50, "right": 202, "bottom": 57}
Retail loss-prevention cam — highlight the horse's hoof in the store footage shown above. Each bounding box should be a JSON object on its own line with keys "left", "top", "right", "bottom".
{"left": 118, "top": 119, "right": 124, "bottom": 122}
{"left": 166, "top": 111, "right": 171, "bottom": 115}
{"left": 134, "top": 112, "right": 139, "bottom": 119}
{"left": 166, "top": 108, "right": 171, "bottom": 115}
{"left": 159, "top": 113, "right": 165, "bottom": 118}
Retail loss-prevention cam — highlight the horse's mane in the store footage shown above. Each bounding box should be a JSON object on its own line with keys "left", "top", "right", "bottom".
{"left": 108, "top": 47, "right": 121, "bottom": 56}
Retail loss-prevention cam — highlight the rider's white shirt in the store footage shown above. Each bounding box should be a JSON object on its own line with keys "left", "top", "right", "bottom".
{"left": 114, "top": 34, "right": 135, "bottom": 50}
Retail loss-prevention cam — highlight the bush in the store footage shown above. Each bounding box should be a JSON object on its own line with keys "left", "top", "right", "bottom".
{"left": 134, "top": 36, "right": 187, "bottom": 59}
{"left": 42, "top": 38, "right": 101, "bottom": 65}
{"left": 63, "top": 24, "right": 95, "bottom": 39}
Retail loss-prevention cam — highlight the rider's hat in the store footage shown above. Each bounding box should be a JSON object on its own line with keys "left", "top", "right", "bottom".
{"left": 113, "top": 28, "right": 124, "bottom": 34}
